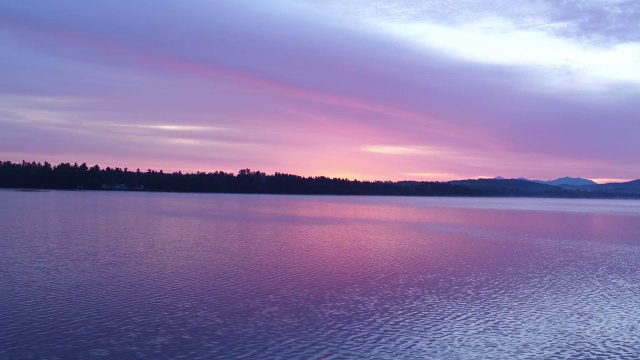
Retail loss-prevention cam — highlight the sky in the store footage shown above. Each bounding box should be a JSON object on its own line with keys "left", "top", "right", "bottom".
{"left": 1, "top": 0, "right": 639, "bottom": 183}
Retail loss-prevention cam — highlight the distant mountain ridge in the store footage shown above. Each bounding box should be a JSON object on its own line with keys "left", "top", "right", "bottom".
{"left": 2, "top": 160, "right": 640, "bottom": 199}
{"left": 452, "top": 178, "right": 572, "bottom": 197}
{"left": 462, "top": 176, "right": 640, "bottom": 198}
{"left": 595, "top": 179, "right": 640, "bottom": 194}
{"left": 538, "top": 177, "right": 597, "bottom": 186}
{"left": 494, "top": 176, "right": 597, "bottom": 186}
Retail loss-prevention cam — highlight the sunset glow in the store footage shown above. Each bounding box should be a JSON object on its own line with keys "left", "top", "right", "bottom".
{"left": 1, "top": 0, "right": 639, "bottom": 181}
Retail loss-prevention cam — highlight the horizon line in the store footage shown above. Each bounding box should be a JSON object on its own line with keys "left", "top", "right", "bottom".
{"left": 3, "top": 159, "right": 634, "bottom": 185}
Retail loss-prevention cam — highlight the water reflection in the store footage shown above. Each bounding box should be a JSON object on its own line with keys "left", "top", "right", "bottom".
{"left": 1, "top": 191, "right": 640, "bottom": 358}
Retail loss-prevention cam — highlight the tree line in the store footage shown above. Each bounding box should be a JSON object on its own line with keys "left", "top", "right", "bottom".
{"left": 0, "top": 161, "right": 474, "bottom": 196}
{"left": 5, "top": 160, "right": 637, "bottom": 198}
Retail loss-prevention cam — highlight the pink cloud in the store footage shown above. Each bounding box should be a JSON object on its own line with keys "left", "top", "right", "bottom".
{"left": 1, "top": 0, "right": 640, "bottom": 181}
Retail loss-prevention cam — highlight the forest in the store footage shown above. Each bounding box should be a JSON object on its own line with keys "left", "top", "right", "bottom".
{"left": 0, "top": 161, "right": 473, "bottom": 196}
{"left": 2, "top": 160, "right": 639, "bottom": 199}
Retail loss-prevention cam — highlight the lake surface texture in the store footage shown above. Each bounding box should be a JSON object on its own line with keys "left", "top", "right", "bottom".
{"left": 2, "top": 191, "right": 640, "bottom": 359}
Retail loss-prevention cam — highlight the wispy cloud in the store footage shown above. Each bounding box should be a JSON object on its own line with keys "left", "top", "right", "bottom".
{"left": 404, "top": 172, "right": 460, "bottom": 181}
{"left": 363, "top": 145, "right": 443, "bottom": 156}
{"left": 1, "top": 0, "right": 639, "bottom": 181}
{"left": 372, "top": 17, "right": 640, "bottom": 88}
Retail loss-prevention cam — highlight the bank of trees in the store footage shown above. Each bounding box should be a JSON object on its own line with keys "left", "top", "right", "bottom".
{"left": 3, "top": 160, "right": 639, "bottom": 198}
{"left": 0, "top": 161, "right": 472, "bottom": 196}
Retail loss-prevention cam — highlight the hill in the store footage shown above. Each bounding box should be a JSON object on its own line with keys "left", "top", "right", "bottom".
{"left": 2, "top": 160, "right": 639, "bottom": 199}
{"left": 450, "top": 179, "right": 571, "bottom": 197}
{"left": 545, "top": 177, "right": 597, "bottom": 186}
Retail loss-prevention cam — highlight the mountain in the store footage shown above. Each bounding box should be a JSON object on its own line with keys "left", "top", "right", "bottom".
{"left": 545, "top": 177, "right": 597, "bottom": 186}
{"left": 450, "top": 179, "right": 568, "bottom": 197}
{"left": 2, "top": 160, "right": 639, "bottom": 199}
{"left": 595, "top": 179, "right": 640, "bottom": 194}
{"left": 449, "top": 177, "right": 640, "bottom": 198}
{"left": 497, "top": 176, "right": 596, "bottom": 187}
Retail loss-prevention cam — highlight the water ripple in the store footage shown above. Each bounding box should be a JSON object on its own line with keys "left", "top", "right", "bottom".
{"left": 1, "top": 191, "right": 640, "bottom": 358}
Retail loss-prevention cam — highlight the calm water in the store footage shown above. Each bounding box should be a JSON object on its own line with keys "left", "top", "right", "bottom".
{"left": 2, "top": 191, "right": 640, "bottom": 359}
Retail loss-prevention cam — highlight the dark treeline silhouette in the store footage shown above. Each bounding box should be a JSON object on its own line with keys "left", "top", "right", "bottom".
{"left": 2, "top": 160, "right": 639, "bottom": 198}
{"left": 0, "top": 161, "right": 473, "bottom": 196}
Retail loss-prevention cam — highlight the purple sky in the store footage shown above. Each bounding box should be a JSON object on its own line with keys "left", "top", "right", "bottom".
{"left": 1, "top": 0, "right": 639, "bottom": 182}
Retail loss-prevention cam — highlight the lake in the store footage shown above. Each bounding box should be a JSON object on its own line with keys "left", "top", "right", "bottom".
{"left": 2, "top": 190, "right": 640, "bottom": 359}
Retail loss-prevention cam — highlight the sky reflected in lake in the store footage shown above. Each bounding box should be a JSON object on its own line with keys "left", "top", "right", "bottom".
{"left": 2, "top": 191, "right": 640, "bottom": 358}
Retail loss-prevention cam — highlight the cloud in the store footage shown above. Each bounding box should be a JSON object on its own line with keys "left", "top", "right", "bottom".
{"left": 363, "top": 145, "right": 444, "bottom": 156}
{"left": 374, "top": 18, "right": 640, "bottom": 86}
{"left": 1, "top": 0, "right": 640, "bottom": 181}
{"left": 304, "top": 0, "right": 640, "bottom": 89}
{"left": 404, "top": 172, "right": 460, "bottom": 181}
